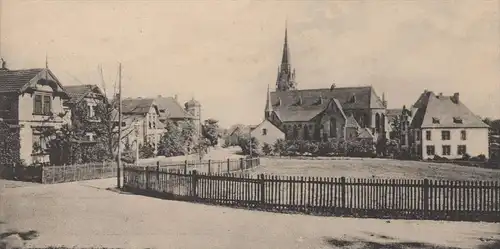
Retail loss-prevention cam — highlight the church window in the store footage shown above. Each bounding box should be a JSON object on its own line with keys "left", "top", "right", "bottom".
{"left": 330, "top": 118, "right": 337, "bottom": 138}
{"left": 304, "top": 125, "right": 310, "bottom": 140}
{"left": 293, "top": 125, "right": 299, "bottom": 139}
{"left": 262, "top": 128, "right": 267, "bottom": 136}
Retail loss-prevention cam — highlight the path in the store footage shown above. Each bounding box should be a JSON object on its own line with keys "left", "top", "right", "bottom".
{"left": 1, "top": 178, "right": 499, "bottom": 249}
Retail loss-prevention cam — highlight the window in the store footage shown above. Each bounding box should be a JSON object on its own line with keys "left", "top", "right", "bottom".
{"left": 432, "top": 117, "right": 440, "bottom": 124}
{"left": 32, "top": 133, "right": 48, "bottom": 154}
{"left": 33, "top": 94, "right": 52, "bottom": 115}
{"left": 426, "top": 130, "right": 431, "bottom": 141}
{"left": 262, "top": 128, "right": 267, "bottom": 135}
{"left": 426, "top": 145, "right": 435, "bottom": 156}
{"left": 457, "top": 145, "right": 467, "bottom": 155}
{"left": 43, "top": 96, "right": 51, "bottom": 114}
{"left": 453, "top": 117, "right": 463, "bottom": 124}
{"left": 461, "top": 130, "right": 467, "bottom": 140}
{"left": 442, "top": 145, "right": 451, "bottom": 156}
{"left": 441, "top": 130, "right": 450, "bottom": 140}
{"left": 33, "top": 95, "right": 42, "bottom": 114}
{"left": 415, "top": 131, "right": 421, "bottom": 141}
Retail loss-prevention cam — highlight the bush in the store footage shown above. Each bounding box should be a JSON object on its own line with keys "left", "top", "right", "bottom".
{"left": 139, "top": 142, "right": 156, "bottom": 159}
{"left": 238, "top": 136, "right": 259, "bottom": 156}
{"left": 262, "top": 143, "right": 272, "bottom": 156}
{"left": 273, "top": 139, "right": 286, "bottom": 156}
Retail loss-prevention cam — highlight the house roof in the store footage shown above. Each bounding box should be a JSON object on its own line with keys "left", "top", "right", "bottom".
{"left": 121, "top": 98, "right": 157, "bottom": 115}
{"left": 269, "top": 86, "right": 384, "bottom": 122}
{"left": 64, "top": 84, "right": 103, "bottom": 105}
{"left": 0, "top": 68, "right": 68, "bottom": 96}
{"left": 410, "top": 91, "right": 488, "bottom": 129}
{"left": 155, "top": 96, "right": 194, "bottom": 120}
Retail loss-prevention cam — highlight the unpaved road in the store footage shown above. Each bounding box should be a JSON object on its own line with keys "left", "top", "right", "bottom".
{"left": 1, "top": 178, "right": 500, "bottom": 249}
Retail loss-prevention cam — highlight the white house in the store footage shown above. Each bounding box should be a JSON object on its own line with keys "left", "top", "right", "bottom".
{"left": 250, "top": 119, "right": 285, "bottom": 151}
{"left": 409, "top": 90, "right": 489, "bottom": 160}
{"left": 0, "top": 66, "right": 71, "bottom": 165}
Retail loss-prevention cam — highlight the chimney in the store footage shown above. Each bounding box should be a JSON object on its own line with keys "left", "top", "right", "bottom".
{"left": 174, "top": 94, "right": 178, "bottom": 101}
{"left": 438, "top": 92, "right": 443, "bottom": 98}
{"left": 452, "top": 92, "right": 459, "bottom": 104}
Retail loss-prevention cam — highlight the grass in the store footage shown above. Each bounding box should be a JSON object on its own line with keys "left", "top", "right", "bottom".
{"left": 251, "top": 158, "right": 500, "bottom": 181}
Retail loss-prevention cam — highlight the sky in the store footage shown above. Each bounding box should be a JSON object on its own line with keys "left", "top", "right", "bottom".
{"left": 1, "top": 0, "right": 500, "bottom": 128}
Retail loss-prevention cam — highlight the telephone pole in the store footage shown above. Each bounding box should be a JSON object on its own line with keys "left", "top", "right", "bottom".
{"left": 117, "top": 63, "right": 122, "bottom": 188}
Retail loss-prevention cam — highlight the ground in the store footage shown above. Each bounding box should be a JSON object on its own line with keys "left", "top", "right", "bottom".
{"left": 137, "top": 146, "right": 242, "bottom": 166}
{"left": 1, "top": 178, "right": 500, "bottom": 249}
{"left": 3, "top": 148, "right": 500, "bottom": 248}
{"left": 251, "top": 158, "right": 500, "bottom": 181}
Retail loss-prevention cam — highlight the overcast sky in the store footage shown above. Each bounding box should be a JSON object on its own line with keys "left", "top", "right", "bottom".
{"left": 2, "top": 0, "right": 499, "bottom": 127}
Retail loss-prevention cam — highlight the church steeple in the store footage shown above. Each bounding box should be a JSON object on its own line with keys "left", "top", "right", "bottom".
{"left": 276, "top": 22, "right": 297, "bottom": 92}
{"left": 265, "top": 84, "right": 273, "bottom": 120}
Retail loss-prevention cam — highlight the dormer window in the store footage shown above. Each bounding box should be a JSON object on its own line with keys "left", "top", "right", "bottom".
{"left": 275, "top": 97, "right": 281, "bottom": 106}
{"left": 347, "top": 94, "right": 356, "bottom": 104}
{"left": 453, "top": 117, "right": 463, "bottom": 124}
{"left": 432, "top": 117, "right": 440, "bottom": 124}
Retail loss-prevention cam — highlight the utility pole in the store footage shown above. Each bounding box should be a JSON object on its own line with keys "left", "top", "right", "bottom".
{"left": 117, "top": 63, "right": 122, "bottom": 188}
{"left": 249, "top": 127, "right": 252, "bottom": 158}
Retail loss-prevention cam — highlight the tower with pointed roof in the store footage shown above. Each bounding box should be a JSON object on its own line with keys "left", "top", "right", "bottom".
{"left": 276, "top": 25, "right": 297, "bottom": 91}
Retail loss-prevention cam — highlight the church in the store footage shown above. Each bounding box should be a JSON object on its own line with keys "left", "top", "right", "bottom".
{"left": 264, "top": 27, "right": 389, "bottom": 142}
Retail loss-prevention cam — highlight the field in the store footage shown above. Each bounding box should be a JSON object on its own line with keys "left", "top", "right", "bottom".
{"left": 251, "top": 158, "right": 500, "bottom": 181}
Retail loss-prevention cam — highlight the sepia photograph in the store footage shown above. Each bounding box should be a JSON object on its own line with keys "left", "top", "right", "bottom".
{"left": 0, "top": 0, "right": 499, "bottom": 248}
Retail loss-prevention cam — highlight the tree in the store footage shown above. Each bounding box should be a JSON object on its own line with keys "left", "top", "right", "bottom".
{"left": 238, "top": 136, "right": 259, "bottom": 156}
{"left": 262, "top": 143, "right": 272, "bottom": 156}
{"left": 389, "top": 115, "right": 402, "bottom": 140}
{"left": 202, "top": 118, "right": 220, "bottom": 147}
{"left": 0, "top": 120, "right": 21, "bottom": 165}
{"left": 139, "top": 142, "right": 156, "bottom": 159}
{"left": 158, "top": 120, "right": 185, "bottom": 157}
{"left": 273, "top": 139, "right": 286, "bottom": 156}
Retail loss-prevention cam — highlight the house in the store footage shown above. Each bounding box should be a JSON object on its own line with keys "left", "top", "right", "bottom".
{"left": 264, "top": 28, "right": 389, "bottom": 142}
{"left": 120, "top": 98, "right": 164, "bottom": 154}
{"left": 408, "top": 90, "right": 489, "bottom": 159}
{"left": 63, "top": 84, "right": 107, "bottom": 142}
{"left": 226, "top": 124, "right": 256, "bottom": 146}
{"left": 0, "top": 64, "right": 70, "bottom": 165}
{"left": 249, "top": 119, "right": 285, "bottom": 150}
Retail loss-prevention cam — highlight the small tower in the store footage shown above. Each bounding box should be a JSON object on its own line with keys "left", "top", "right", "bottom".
{"left": 185, "top": 97, "right": 202, "bottom": 140}
{"left": 275, "top": 24, "right": 297, "bottom": 91}
{"left": 0, "top": 58, "right": 8, "bottom": 71}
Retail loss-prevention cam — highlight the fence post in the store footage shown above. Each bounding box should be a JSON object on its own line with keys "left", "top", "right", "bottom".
{"left": 423, "top": 179, "right": 429, "bottom": 219}
{"left": 192, "top": 170, "right": 198, "bottom": 200}
{"left": 260, "top": 174, "right": 265, "bottom": 206}
{"left": 227, "top": 158, "right": 230, "bottom": 173}
{"left": 184, "top": 160, "right": 188, "bottom": 174}
{"left": 240, "top": 158, "right": 244, "bottom": 172}
{"left": 340, "top": 177, "right": 346, "bottom": 210}
{"left": 145, "top": 166, "right": 150, "bottom": 190}
{"left": 208, "top": 159, "right": 211, "bottom": 175}
{"left": 156, "top": 161, "right": 160, "bottom": 183}
{"left": 40, "top": 165, "right": 44, "bottom": 184}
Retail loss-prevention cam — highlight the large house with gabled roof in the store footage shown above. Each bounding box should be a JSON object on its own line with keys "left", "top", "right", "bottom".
{"left": 407, "top": 90, "right": 489, "bottom": 159}
{"left": 0, "top": 63, "right": 70, "bottom": 165}
{"left": 264, "top": 27, "right": 388, "bottom": 142}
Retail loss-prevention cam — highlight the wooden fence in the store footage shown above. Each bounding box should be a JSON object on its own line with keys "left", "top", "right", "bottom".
{"left": 42, "top": 162, "right": 117, "bottom": 184}
{"left": 123, "top": 169, "right": 500, "bottom": 222}
{"left": 155, "top": 157, "right": 261, "bottom": 174}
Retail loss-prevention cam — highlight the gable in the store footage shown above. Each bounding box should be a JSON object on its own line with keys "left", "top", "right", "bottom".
{"left": 251, "top": 120, "right": 284, "bottom": 136}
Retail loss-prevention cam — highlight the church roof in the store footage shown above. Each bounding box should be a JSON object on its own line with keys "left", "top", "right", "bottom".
{"left": 345, "top": 114, "right": 360, "bottom": 128}
{"left": 270, "top": 86, "right": 385, "bottom": 111}
{"left": 410, "top": 91, "right": 488, "bottom": 129}
{"left": 268, "top": 86, "right": 384, "bottom": 122}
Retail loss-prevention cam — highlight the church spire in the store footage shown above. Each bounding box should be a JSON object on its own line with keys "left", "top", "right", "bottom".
{"left": 265, "top": 84, "right": 273, "bottom": 119}
{"left": 276, "top": 22, "right": 297, "bottom": 92}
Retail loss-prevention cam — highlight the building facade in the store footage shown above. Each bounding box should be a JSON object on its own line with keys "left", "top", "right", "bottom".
{"left": 0, "top": 66, "right": 70, "bottom": 165}
{"left": 249, "top": 119, "right": 285, "bottom": 150}
{"left": 408, "top": 91, "right": 489, "bottom": 159}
